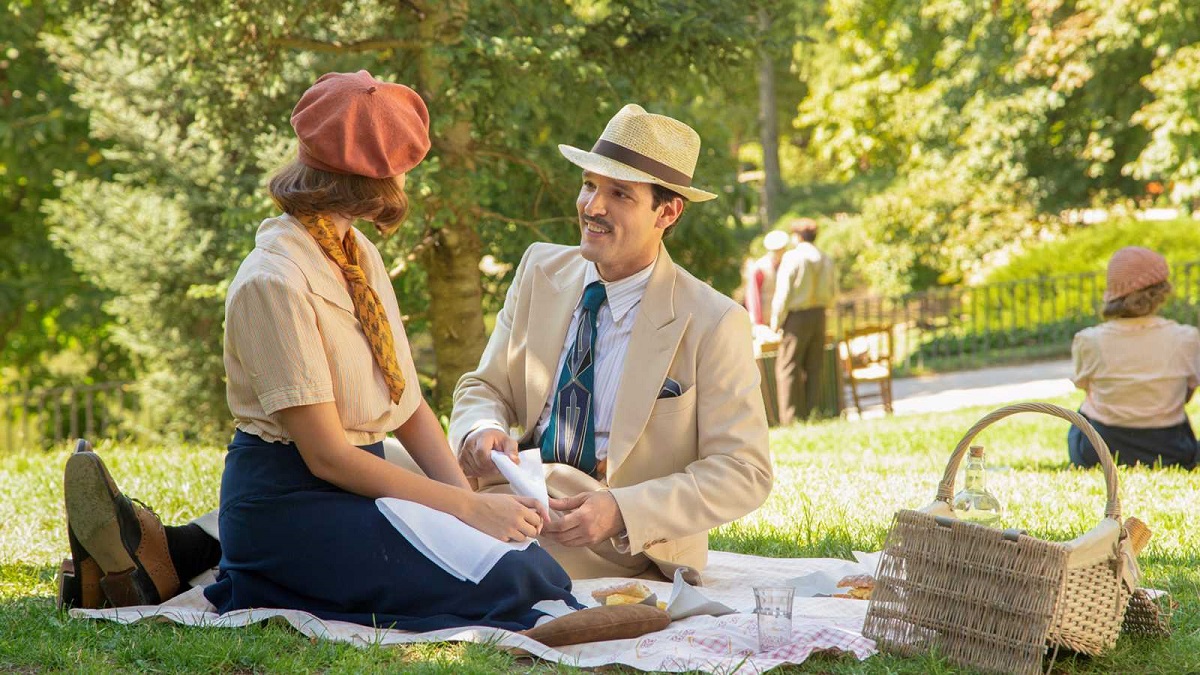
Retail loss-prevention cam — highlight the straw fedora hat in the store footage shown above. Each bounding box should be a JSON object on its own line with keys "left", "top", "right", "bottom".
{"left": 559, "top": 104, "right": 718, "bottom": 202}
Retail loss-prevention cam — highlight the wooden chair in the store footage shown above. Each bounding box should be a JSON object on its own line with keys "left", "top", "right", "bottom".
{"left": 837, "top": 325, "right": 894, "bottom": 416}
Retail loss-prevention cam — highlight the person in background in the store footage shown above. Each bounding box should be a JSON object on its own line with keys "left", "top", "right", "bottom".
{"left": 770, "top": 218, "right": 836, "bottom": 425}
{"left": 743, "top": 230, "right": 790, "bottom": 327}
{"left": 1069, "top": 246, "right": 1200, "bottom": 469}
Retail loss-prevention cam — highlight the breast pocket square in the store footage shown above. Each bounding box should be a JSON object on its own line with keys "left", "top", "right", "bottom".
{"left": 657, "top": 377, "right": 683, "bottom": 399}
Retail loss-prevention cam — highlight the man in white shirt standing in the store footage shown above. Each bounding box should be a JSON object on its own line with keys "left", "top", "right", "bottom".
{"left": 770, "top": 218, "right": 835, "bottom": 425}
{"left": 452, "top": 104, "right": 773, "bottom": 582}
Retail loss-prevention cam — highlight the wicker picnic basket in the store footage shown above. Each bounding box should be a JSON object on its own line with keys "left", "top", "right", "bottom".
{"left": 862, "top": 402, "right": 1138, "bottom": 675}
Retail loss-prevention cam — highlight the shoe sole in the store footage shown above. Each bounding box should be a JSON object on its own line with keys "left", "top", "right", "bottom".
{"left": 64, "top": 452, "right": 136, "bottom": 575}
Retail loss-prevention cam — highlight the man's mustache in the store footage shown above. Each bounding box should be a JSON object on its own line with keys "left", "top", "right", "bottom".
{"left": 582, "top": 215, "right": 612, "bottom": 229}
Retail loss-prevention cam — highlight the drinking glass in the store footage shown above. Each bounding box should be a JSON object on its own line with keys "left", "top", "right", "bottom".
{"left": 753, "top": 586, "right": 794, "bottom": 651}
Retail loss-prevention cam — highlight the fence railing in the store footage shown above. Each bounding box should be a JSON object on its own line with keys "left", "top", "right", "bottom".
{"left": 0, "top": 381, "right": 141, "bottom": 453}
{"left": 9, "top": 262, "right": 1200, "bottom": 447}
{"left": 832, "top": 260, "right": 1200, "bottom": 374}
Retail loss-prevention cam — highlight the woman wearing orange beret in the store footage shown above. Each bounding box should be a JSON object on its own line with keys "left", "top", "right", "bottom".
{"left": 64, "top": 71, "right": 580, "bottom": 630}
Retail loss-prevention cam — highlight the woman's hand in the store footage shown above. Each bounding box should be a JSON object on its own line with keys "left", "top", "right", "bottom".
{"left": 460, "top": 493, "right": 547, "bottom": 543}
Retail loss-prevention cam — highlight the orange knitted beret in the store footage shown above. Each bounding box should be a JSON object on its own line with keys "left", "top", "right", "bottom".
{"left": 1104, "top": 246, "right": 1169, "bottom": 302}
{"left": 290, "top": 70, "right": 430, "bottom": 179}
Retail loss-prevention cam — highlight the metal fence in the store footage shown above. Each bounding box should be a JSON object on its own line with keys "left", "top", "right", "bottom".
{"left": 0, "top": 381, "right": 141, "bottom": 453}
{"left": 832, "top": 260, "right": 1200, "bottom": 375}
{"left": 8, "top": 262, "right": 1200, "bottom": 445}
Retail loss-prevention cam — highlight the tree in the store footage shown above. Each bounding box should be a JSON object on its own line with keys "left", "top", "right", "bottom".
{"left": 0, "top": 1, "right": 127, "bottom": 394}
{"left": 788, "top": 0, "right": 1199, "bottom": 293}
{"left": 42, "top": 0, "right": 761, "bottom": 436}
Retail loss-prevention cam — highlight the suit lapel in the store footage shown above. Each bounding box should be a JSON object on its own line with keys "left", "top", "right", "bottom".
{"left": 606, "top": 245, "right": 690, "bottom": 479}
{"left": 523, "top": 255, "right": 587, "bottom": 432}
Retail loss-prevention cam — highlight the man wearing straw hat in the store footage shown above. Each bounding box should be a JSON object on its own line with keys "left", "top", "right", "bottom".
{"left": 452, "top": 104, "right": 773, "bottom": 582}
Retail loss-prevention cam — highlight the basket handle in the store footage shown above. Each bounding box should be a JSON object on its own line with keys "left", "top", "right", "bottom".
{"left": 934, "top": 402, "right": 1121, "bottom": 521}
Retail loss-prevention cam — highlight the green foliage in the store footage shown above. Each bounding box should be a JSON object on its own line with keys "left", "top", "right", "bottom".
{"left": 0, "top": 2, "right": 128, "bottom": 392}
{"left": 987, "top": 218, "right": 1200, "bottom": 282}
{"left": 28, "top": 0, "right": 764, "bottom": 431}
{"left": 17, "top": 0, "right": 1200, "bottom": 428}
{"left": 782, "top": 0, "right": 1200, "bottom": 294}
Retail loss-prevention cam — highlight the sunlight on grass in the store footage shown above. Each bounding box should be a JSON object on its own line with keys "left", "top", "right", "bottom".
{"left": 2, "top": 394, "right": 1198, "bottom": 672}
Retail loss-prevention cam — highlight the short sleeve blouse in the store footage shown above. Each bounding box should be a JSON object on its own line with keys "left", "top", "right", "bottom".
{"left": 223, "top": 215, "right": 422, "bottom": 445}
{"left": 1072, "top": 316, "right": 1200, "bottom": 428}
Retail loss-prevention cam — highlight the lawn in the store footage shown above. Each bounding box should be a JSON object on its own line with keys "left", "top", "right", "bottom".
{"left": 2, "top": 392, "right": 1197, "bottom": 673}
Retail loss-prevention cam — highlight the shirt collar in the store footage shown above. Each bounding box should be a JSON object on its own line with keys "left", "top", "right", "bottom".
{"left": 252, "top": 214, "right": 370, "bottom": 313}
{"left": 257, "top": 214, "right": 328, "bottom": 266}
{"left": 261, "top": 213, "right": 369, "bottom": 267}
{"left": 1105, "top": 315, "right": 1170, "bottom": 330}
{"left": 582, "top": 256, "right": 657, "bottom": 323}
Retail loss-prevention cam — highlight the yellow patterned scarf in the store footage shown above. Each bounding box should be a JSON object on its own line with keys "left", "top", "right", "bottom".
{"left": 301, "top": 214, "right": 406, "bottom": 404}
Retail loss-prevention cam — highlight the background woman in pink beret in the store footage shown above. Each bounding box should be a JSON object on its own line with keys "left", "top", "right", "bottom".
{"left": 1069, "top": 246, "right": 1200, "bottom": 469}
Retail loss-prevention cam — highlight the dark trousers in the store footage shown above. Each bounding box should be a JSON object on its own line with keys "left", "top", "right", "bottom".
{"left": 776, "top": 308, "right": 826, "bottom": 425}
{"left": 1068, "top": 410, "right": 1198, "bottom": 470}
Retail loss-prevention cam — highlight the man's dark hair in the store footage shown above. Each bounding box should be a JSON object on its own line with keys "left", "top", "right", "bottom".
{"left": 790, "top": 217, "right": 818, "bottom": 243}
{"left": 651, "top": 183, "right": 686, "bottom": 238}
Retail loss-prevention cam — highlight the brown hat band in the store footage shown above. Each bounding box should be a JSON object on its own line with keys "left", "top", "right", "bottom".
{"left": 590, "top": 139, "right": 692, "bottom": 187}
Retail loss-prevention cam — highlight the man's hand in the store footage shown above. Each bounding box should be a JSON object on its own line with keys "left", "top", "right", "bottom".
{"left": 459, "top": 428, "right": 519, "bottom": 478}
{"left": 543, "top": 491, "right": 625, "bottom": 547}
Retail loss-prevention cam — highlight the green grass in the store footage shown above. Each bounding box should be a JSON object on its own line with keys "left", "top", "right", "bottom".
{"left": 3, "top": 392, "right": 1197, "bottom": 673}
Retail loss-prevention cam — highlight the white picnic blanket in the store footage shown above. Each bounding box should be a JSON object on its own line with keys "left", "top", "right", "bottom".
{"left": 70, "top": 551, "right": 877, "bottom": 673}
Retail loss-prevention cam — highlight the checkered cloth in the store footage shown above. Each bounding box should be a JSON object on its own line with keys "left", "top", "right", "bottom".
{"left": 72, "top": 551, "right": 878, "bottom": 673}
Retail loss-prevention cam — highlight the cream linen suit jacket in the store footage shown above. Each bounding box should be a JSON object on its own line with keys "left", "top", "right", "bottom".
{"left": 450, "top": 242, "right": 772, "bottom": 581}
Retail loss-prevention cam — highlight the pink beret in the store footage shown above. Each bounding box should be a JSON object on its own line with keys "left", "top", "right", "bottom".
{"left": 1104, "top": 246, "right": 1169, "bottom": 302}
{"left": 290, "top": 70, "right": 430, "bottom": 179}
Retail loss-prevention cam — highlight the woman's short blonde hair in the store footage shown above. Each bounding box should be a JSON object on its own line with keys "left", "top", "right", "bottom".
{"left": 1102, "top": 281, "right": 1172, "bottom": 319}
{"left": 268, "top": 160, "right": 409, "bottom": 235}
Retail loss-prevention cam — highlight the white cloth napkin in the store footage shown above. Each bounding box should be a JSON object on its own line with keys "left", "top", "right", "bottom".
{"left": 786, "top": 551, "right": 882, "bottom": 596}
{"left": 376, "top": 498, "right": 534, "bottom": 584}
{"left": 491, "top": 449, "right": 550, "bottom": 511}
{"left": 665, "top": 568, "right": 738, "bottom": 620}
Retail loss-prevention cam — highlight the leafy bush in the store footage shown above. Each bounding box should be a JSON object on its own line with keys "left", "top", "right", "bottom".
{"left": 987, "top": 218, "right": 1200, "bottom": 283}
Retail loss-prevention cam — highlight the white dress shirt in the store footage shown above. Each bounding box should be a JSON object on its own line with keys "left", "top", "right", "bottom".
{"left": 468, "top": 256, "right": 656, "bottom": 461}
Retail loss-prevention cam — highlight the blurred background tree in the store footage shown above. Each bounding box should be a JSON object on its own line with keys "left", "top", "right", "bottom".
{"left": 7, "top": 0, "right": 1200, "bottom": 441}
{"left": 1, "top": 1, "right": 128, "bottom": 396}
{"left": 27, "top": 0, "right": 767, "bottom": 437}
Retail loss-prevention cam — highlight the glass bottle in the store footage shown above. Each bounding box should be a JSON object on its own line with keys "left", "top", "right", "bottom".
{"left": 952, "top": 445, "right": 1003, "bottom": 526}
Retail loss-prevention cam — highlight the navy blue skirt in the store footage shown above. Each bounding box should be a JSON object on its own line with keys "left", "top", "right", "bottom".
{"left": 203, "top": 430, "right": 580, "bottom": 630}
{"left": 1068, "top": 411, "right": 1198, "bottom": 470}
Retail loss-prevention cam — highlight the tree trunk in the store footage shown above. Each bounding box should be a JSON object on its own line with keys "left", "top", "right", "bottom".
{"left": 757, "top": 7, "right": 782, "bottom": 231}
{"left": 421, "top": 220, "right": 487, "bottom": 411}
{"left": 413, "top": 0, "right": 488, "bottom": 412}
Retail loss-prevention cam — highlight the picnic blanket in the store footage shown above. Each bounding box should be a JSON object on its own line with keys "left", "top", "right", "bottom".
{"left": 70, "top": 551, "right": 877, "bottom": 673}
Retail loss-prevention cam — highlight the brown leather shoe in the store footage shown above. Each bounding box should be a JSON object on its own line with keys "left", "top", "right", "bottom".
{"left": 63, "top": 445, "right": 180, "bottom": 607}
{"left": 58, "top": 439, "right": 107, "bottom": 610}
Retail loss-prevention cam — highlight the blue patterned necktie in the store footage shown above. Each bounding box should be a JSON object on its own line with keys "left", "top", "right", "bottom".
{"left": 541, "top": 281, "right": 607, "bottom": 474}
